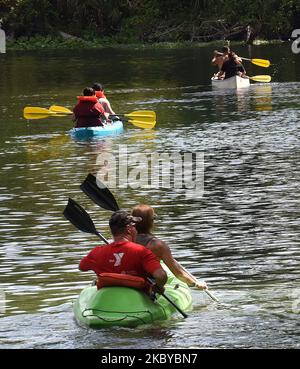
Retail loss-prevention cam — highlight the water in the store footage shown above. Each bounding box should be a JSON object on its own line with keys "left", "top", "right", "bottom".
{"left": 0, "top": 43, "right": 299, "bottom": 349}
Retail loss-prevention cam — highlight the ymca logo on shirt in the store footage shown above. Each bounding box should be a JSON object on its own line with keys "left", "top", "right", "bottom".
{"left": 110, "top": 253, "right": 124, "bottom": 266}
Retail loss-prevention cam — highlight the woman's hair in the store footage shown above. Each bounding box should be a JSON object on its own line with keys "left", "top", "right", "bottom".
{"left": 131, "top": 204, "right": 155, "bottom": 234}
{"left": 83, "top": 87, "right": 95, "bottom": 96}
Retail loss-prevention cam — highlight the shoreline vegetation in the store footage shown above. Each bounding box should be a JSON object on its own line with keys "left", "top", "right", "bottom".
{"left": 5, "top": 35, "right": 289, "bottom": 52}
{"left": 1, "top": 0, "right": 299, "bottom": 51}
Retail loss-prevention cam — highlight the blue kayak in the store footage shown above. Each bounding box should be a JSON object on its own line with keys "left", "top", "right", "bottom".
{"left": 69, "top": 120, "right": 124, "bottom": 140}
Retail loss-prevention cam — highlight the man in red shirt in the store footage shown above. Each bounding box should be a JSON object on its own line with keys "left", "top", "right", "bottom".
{"left": 73, "top": 87, "right": 110, "bottom": 128}
{"left": 79, "top": 210, "right": 167, "bottom": 290}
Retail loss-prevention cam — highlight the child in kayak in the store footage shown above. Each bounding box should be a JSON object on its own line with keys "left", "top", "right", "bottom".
{"left": 131, "top": 204, "right": 207, "bottom": 290}
{"left": 92, "top": 82, "right": 116, "bottom": 116}
{"left": 211, "top": 49, "right": 225, "bottom": 76}
{"left": 73, "top": 87, "right": 110, "bottom": 128}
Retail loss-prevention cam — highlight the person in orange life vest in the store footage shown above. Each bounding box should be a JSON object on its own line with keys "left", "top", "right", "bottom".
{"left": 79, "top": 210, "right": 167, "bottom": 291}
{"left": 132, "top": 204, "right": 207, "bottom": 290}
{"left": 73, "top": 87, "right": 110, "bottom": 128}
{"left": 92, "top": 82, "right": 116, "bottom": 116}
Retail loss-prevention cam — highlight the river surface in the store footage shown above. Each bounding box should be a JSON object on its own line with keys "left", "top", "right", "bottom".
{"left": 0, "top": 43, "right": 299, "bottom": 349}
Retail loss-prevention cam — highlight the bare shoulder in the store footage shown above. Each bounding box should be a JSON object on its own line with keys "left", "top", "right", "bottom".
{"left": 149, "top": 237, "right": 168, "bottom": 249}
{"left": 148, "top": 238, "right": 170, "bottom": 259}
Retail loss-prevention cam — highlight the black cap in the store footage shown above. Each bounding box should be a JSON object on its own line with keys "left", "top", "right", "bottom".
{"left": 109, "top": 210, "right": 142, "bottom": 229}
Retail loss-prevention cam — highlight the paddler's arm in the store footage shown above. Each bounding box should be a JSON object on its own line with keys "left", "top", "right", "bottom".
{"left": 79, "top": 248, "right": 101, "bottom": 274}
{"left": 79, "top": 256, "right": 98, "bottom": 272}
{"left": 152, "top": 268, "right": 167, "bottom": 289}
{"left": 103, "top": 112, "right": 110, "bottom": 120}
{"left": 142, "top": 248, "right": 167, "bottom": 292}
{"left": 149, "top": 238, "right": 207, "bottom": 290}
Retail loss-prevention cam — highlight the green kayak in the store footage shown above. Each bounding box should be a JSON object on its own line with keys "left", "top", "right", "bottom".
{"left": 73, "top": 266, "right": 192, "bottom": 328}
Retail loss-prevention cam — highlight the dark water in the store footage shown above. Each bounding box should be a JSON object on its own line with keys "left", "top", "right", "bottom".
{"left": 0, "top": 43, "right": 299, "bottom": 349}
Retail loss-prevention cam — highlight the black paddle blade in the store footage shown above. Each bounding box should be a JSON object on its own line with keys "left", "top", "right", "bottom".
{"left": 80, "top": 173, "right": 120, "bottom": 212}
{"left": 63, "top": 198, "right": 99, "bottom": 236}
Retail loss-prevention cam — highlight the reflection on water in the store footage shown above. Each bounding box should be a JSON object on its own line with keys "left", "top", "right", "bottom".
{"left": 0, "top": 46, "right": 300, "bottom": 348}
{"left": 209, "top": 83, "right": 273, "bottom": 117}
{"left": 252, "top": 84, "right": 273, "bottom": 111}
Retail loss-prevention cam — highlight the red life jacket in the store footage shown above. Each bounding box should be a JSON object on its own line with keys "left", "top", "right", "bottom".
{"left": 77, "top": 96, "right": 98, "bottom": 103}
{"left": 95, "top": 91, "right": 107, "bottom": 99}
{"left": 96, "top": 273, "right": 147, "bottom": 290}
{"left": 73, "top": 98, "right": 106, "bottom": 128}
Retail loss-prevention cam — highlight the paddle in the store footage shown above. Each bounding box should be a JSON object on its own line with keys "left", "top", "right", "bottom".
{"left": 80, "top": 173, "right": 219, "bottom": 302}
{"left": 216, "top": 52, "right": 270, "bottom": 68}
{"left": 23, "top": 107, "right": 62, "bottom": 120}
{"left": 127, "top": 119, "right": 156, "bottom": 129}
{"left": 25, "top": 105, "right": 156, "bottom": 129}
{"left": 80, "top": 173, "right": 120, "bottom": 212}
{"left": 146, "top": 277, "right": 188, "bottom": 318}
{"left": 63, "top": 197, "right": 187, "bottom": 318}
{"left": 123, "top": 110, "right": 156, "bottom": 120}
{"left": 63, "top": 198, "right": 108, "bottom": 243}
{"left": 248, "top": 75, "right": 271, "bottom": 83}
{"left": 241, "top": 57, "right": 270, "bottom": 68}
{"left": 24, "top": 112, "right": 56, "bottom": 120}
{"left": 50, "top": 106, "right": 156, "bottom": 128}
{"left": 49, "top": 105, "right": 73, "bottom": 114}
{"left": 50, "top": 105, "right": 156, "bottom": 121}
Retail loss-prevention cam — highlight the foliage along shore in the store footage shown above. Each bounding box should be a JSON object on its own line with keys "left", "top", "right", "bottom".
{"left": 1, "top": 0, "right": 299, "bottom": 50}
{"left": 5, "top": 35, "right": 287, "bottom": 52}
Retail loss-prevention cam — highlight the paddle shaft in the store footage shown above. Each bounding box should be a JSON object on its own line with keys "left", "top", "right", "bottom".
{"left": 108, "top": 114, "right": 156, "bottom": 129}
{"left": 109, "top": 114, "right": 139, "bottom": 123}
{"left": 109, "top": 114, "right": 154, "bottom": 121}
{"left": 216, "top": 53, "right": 270, "bottom": 67}
{"left": 181, "top": 265, "right": 219, "bottom": 302}
{"left": 95, "top": 231, "right": 109, "bottom": 244}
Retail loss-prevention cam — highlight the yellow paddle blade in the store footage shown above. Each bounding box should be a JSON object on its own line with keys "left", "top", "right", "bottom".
{"left": 249, "top": 75, "right": 272, "bottom": 83}
{"left": 251, "top": 58, "right": 270, "bottom": 68}
{"left": 49, "top": 105, "right": 73, "bottom": 114}
{"left": 24, "top": 107, "right": 57, "bottom": 116}
{"left": 126, "top": 115, "right": 155, "bottom": 123}
{"left": 128, "top": 119, "right": 156, "bottom": 129}
{"left": 23, "top": 106, "right": 71, "bottom": 119}
{"left": 24, "top": 112, "right": 52, "bottom": 120}
{"left": 124, "top": 110, "right": 156, "bottom": 119}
